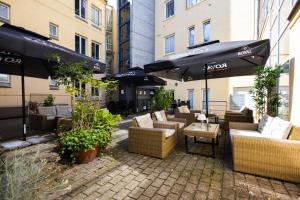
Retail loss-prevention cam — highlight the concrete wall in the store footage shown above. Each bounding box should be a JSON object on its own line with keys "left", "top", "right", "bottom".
{"left": 131, "top": 0, "right": 155, "bottom": 68}
{"left": 154, "top": 0, "right": 256, "bottom": 111}
{"left": 0, "top": 0, "right": 108, "bottom": 107}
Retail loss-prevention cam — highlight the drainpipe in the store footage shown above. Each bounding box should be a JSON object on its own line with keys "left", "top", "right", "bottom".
{"left": 255, "top": 0, "right": 260, "bottom": 39}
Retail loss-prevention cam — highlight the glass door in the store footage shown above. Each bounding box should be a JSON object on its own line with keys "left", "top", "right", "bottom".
{"left": 187, "top": 89, "right": 194, "bottom": 110}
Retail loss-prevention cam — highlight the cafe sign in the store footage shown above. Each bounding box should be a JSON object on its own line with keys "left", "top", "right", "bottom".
{"left": 0, "top": 50, "right": 22, "bottom": 65}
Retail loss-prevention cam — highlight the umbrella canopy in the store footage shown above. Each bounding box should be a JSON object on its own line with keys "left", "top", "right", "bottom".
{"left": 0, "top": 23, "right": 106, "bottom": 141}
{"left": 144, "top": 39, "right": 270, "bottom": 116}
{"left": 144, "top": 40, "right": 270, "bottom": 81}
{"left": 0, "top": 23, "right": 105, "bottom": 78}
{"left": 104, "top": 67, "right": 166, "bottom": 86}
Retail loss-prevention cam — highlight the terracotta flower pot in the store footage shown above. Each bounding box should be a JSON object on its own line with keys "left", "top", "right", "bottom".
{"left": 76, "top": 148, "right": 98, "bottom": 164}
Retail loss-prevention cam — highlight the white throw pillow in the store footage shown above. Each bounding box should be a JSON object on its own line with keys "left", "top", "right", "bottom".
{"left": 154, "top": 111, "right": 164, "bottom": 122}
{"left": 270, "top": 117, "right": 292, "bottom": 139}
{"left": 182, "top": 106, "right": 190, "bottom": 113}
{"left": 135, "top": 113, "right": 154, "bottom": 128}
{"left": 258, "top": 115, "right": 274, "bottom": 136}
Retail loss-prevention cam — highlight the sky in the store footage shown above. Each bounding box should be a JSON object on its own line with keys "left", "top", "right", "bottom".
{"left": 107, "top": 0, "right": 117, "bottom": 8}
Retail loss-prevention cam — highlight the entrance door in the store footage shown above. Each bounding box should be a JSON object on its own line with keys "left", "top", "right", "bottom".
{"left": 187, "top": 89, "right": 194, "bottom": 110}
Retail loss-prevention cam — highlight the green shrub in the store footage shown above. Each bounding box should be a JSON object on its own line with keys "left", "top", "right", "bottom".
{"left": 43, "top": 95, "right": 55, "bottom": 107}
{"left": 151, "top": 87, "right": 173, "bottom": 111}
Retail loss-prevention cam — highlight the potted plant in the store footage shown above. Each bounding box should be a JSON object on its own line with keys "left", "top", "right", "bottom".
{"left": 43, "top": 95, "right": 55, "bottom": 107}
{"left": 151, "top": 87, "right": 173, "bottom": 112}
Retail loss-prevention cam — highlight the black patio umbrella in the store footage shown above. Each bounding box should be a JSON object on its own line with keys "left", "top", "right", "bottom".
{"left": 144, "top": 39, "right": 270, "bottom": 116}
{"left": 0, "top": 23, "right": 105, "bottom": 140}
{"left": 103, "top": 67, "right": 166, "bottom": 86}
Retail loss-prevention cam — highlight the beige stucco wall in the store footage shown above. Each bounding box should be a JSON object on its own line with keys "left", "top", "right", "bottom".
{"left": 289, "top": 7, "right": 300, "bottom": 126}
{"left": 155, "top": 0, "right": 256, "bottom": 111}
{"left": 0, "top": 0, "right": 107, "bottom": 107}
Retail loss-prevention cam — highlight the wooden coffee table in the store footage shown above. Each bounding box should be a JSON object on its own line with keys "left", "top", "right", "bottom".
{"left": 183, "top": 123, "right": 219, "bottom": 158}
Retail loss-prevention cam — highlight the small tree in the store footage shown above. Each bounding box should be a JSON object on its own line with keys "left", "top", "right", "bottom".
{"left": 151, "top": 87, "right": 173, "bottom": 111}
{"left": 250, "top": 65, "right": 282, "bottom": 119}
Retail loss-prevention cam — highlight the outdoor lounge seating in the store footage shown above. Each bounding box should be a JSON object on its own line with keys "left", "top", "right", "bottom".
{"left": 224, "top": 107, "right": 254, "bottom": 131}
{"left": 29, "top": 105, "right": 72, "bottom": 131}
{"left": 175, "top": 105, "right": 201, "bottom": 125}
{"left": 128, "top": 113, "right": 178, "bottom": 158}
{"left": 229, "top": 116, "right": 300, "bottom": 183}
{"left": 152, "top": 110, "right": 186, "bottom": 139}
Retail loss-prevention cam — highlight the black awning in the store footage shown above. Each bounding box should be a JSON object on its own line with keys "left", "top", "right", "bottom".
{"left": 104, "top": 67, "right": 166, "bottom": 86}
{"left": 144, "top": 39, "right": 270, "bottom": 81}
{"left": 0, "top": 23, "right": 105, "bottom": 78}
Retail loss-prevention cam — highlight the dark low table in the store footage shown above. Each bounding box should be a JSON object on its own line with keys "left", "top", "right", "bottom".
{"left": 183, "top": 123, "right": 219, "bottom": 158}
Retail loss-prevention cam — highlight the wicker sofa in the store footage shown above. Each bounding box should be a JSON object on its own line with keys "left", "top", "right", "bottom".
{"left": 175, "top": 106, "right": 201, "bottom": 126}
{"left": 223, "top": 108, "right": 254, "bottom": 131}
{"left": 128, "top": 113, "right": 178, "bottom": 158}
{"left": 29, "top": 105, "right": 72, "bottom": 131}
{"left": 230, "top": 116, "right": 300, "bottom": 183}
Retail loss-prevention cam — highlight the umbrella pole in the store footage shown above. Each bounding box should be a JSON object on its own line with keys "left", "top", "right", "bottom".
{"left": 205, "top": 64, "right": 209, "bottom": 118}
{"left": 21, "top": 60, "right": 26, "bottom": 141}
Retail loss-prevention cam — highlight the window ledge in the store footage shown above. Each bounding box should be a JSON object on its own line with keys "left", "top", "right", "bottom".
{"left": 164, "top": 52, "right": 175, "bottom": 56}
{"left": 49, "top": 35, "right": 59, "bottom": 41}
{"left": 0, "top": 82, "right": 11, "bottom": 88}
{"left": 75, "top": 15, "right": 88, "bottom": 23}
{"left": 49, "top": 85, "right": 59, "bottom": 90}
{"left": 0, "top": 17, "right": 10, "bottom": 24}
{"left": 92, "top": 24, "right": 102, "bottom": 31}
{"left": 164, "top": 15, "right": 175, "bottom": 22}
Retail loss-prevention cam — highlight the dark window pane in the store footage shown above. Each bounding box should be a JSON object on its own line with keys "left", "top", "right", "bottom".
{"left": 81, "top": 0, "right": 86, "bottom": 19}
{"left": 81, "top": 37, "right": 86, "bottom": 55}
{"left": 75, "top": 0, "right": 79, "bottom": 15}
{"left": 96, "top": 44, "right": 99, "bottom": 60}
{"left": 166, "top": 0, "right": 174, "bottom": 18}
{"left": 75, "top": 35, "right": 80, "bottom": 53}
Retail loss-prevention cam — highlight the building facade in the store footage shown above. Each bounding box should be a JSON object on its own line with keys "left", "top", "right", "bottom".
{"left": 257, "top": 0, "right": 298, "bottom": 120}
{"left": 155, "top": 0, "right": 258, "bottom": 116}
{"left": 0, "top": 0, "right": 116, "bottom": 112}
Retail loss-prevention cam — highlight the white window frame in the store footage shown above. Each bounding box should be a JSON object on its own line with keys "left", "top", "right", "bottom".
{"left": 49, "top": 23, "right": 59, "bottom": 39}
{"left": 91, "top": 5, "right": 101, "bottom": 28}
{"left": 91, "top": 41, "right": 101, "bottom": 60}
{"left": 165, "top": 34, "right": 175, "bottom": 54}
{"left": 75, "top": 0, "right": 87, "bottom": 20}
{"left": 49, "top": 77, "right": 59, "bottom": 89}
{"left": 0, "top": 2, "right": 10, "bottom": 22}
{"left": 0, "top": 74, "right": 10, "bottom": 87}
{"left": 165, "top": 0, "right": 175, "bottom": 19}
{"left": 75, "top": 34, "right": 86, "bottom": 55}
{"left": 186, "top": 0, "right": 201, "bottom": 8}
{"left": 188, "top": 26, "right": 195, "bottom": 47}
{"left": 203, "top": 20, "right": 211, "bottom": 42}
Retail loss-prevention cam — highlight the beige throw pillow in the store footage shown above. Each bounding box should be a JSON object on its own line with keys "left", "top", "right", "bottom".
{"left": 154, "top": 111, "right": 164, "bottom": 122}
{"left": 182, "top": 106, "right": 190, "bottom": 113}
{"left": 135, "top": 113, "right": 154, "bottom": 128}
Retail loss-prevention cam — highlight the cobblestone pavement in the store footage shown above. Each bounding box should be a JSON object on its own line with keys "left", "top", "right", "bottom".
{"left": 54, "top": 132, "right": 300, "bottom": 200}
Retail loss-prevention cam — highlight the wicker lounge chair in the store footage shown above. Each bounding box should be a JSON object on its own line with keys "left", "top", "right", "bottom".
{"left": 128, "top": 113, "right": 178, "bottom": 158}
{"left": 152, "top": 110, "right": 186, "bottom": 139}
{"left": 223, "top": 108, "right": 254, "bottom": 131}
{"left": 229, "top": 117, "right": 300, "bottom": 183}
{"left": 174, "top": 106, "right": 201, "bottom": 125}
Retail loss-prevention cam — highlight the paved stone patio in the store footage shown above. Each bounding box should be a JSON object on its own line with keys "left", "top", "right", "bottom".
{"left": 2, "top": 120, "right": 300, "bottom": 200}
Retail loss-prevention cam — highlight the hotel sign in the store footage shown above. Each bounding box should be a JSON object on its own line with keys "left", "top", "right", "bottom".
{"left": 0, "top": 50, "right": 22, "bottom": 65}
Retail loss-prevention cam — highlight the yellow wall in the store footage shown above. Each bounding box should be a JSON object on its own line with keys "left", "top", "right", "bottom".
{"left": 0, "top": 0, "right": 108, "bottom": 107}
{"left": 289, "top": 6, "right": 300, "bottom": 126}
{"left": 155, "top": 0, "right": 256, "bottom": 111}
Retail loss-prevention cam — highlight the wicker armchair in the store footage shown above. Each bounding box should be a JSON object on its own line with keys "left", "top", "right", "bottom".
{"left": 128, "top": 113, "right": 178, "bottom": 158}
{"left": 174, "top": 106, "right": 201, "bottom": 126}
{"left": 152, "top": 110, "right": 186, "bottom": 139}
{"left": 223, "top": 109, "right": 254, "bottom": 131}
{"left": 230, "top": 122, "right": 300, "bottom": 183}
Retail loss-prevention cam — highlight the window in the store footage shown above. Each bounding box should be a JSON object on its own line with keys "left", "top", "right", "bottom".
{"left": 49, "top": 23, "right": 58, "bottom": 39}
{"left": 203, "top": 20, "right": 211, "bottom": 42}
{"left": 0, "top": 74, "right": 10, "bottom": 87}
{"left": 75, "top": 0, "right": 86, "bottom": 20}
{"left": 0, "top": 2, "right": 9, "bottom": 22}
{"left": 187, "top": 0, "right": 201, "bottom": 8}
{"left": 91, "top": 41, "right": 100, "bottom": 60}
{"left": 166, "top": 0, "right": 174, "bottom": 18}
{"left": 292, "top": 0, "right": 297, "bottom": 6}
{"left": 91, "top": 6, "right": 101, "bottom": 27}
{"left": 188, "top": 26, "right": 195, "bottom": 47}
{"left": 165, "top": 34, "right": 175, "bottom": 54}
{"left": 49, "top": 77, "right": 59, "bottom": 90}
{"left": 75, "top": 35, "right": 86, "bottom": 55}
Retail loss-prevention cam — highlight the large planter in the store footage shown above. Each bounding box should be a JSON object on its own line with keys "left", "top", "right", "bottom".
{"left": 76, "top": 148, "right": 98, "bottom": 164}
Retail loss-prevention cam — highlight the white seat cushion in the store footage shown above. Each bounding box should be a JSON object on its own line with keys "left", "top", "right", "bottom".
{"left": 230, "top": 129, "right": 263, "bottom": 138}
{"left": 270, "top": 117, "right": 292, "bottom": 139}
{"left": 258, "top": 115, "right": 274, "bottom": 136}
{"left": 165, "top": 129, "right": 175, "bottom": 138}
{"left": 56, "top": 106, "right": 72, "bottom": 118}
{"left": 154, "top": 111, "right": 164, "bottom": 122}
{"left": 38, "top": 106, "right": 56, "bottom": 116}
{"left": 135, "top": 113, "right": 154, "bottom": 128}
